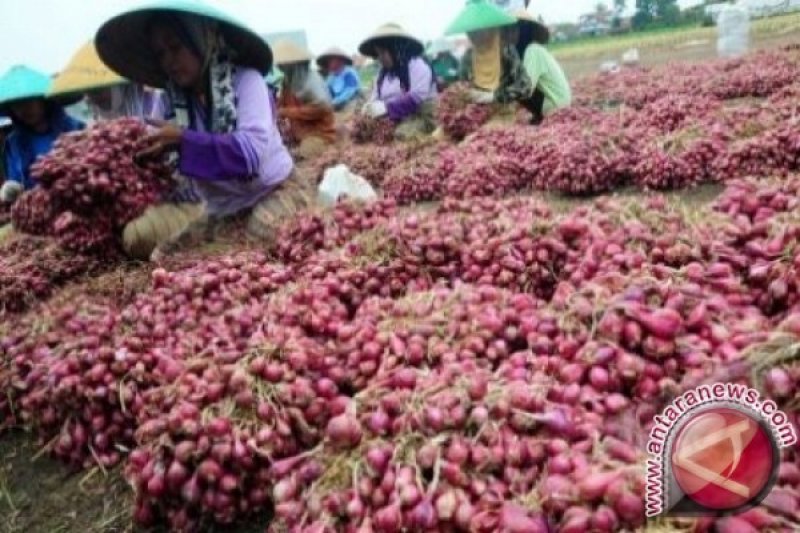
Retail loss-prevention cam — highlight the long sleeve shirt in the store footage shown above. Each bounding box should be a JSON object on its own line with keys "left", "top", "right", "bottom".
{"left": 372, "top": 57, "right": 437, "bottom": 122}
{"left": 174, "top": 68, "right": 294, "bottom": 217}
{"left": 4, "top": 113, "right": 84, "bottom": 190}
{"left": 280, "top": 72, "right": 336, "bottom": 143}
{"left": 522, "top": 44, "right": 572, "bottom": 114}
{"left": 327, "top": 66, "right": 361, "bottom": 109}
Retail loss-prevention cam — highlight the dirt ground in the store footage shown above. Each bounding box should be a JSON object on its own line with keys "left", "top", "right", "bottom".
{"left": 557, "top": 19, "right": 800, "bottom": 79}
{"left": 0, "top": 430, "right": 267, "bottom": 533}
{"left": 0, "top": 19, "right": 796, "bottom": 533}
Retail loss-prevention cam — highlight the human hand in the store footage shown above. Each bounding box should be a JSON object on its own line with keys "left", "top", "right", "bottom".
{"left": 0, "top": 181, "right": 23, "bottom": 203}
{"left": 137, "top": 118, "right": 183, "bottom": 160}
{"left": 365, "top": 100, "right": 388, "bottom": 118}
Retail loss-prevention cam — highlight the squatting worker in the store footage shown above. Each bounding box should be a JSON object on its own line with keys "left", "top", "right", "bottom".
{"left": 511, "top": 10, "right": 571, "bottom": 124}
{"left": 445, "top": 1, "right": 533, "bottom": 114}
{"left": 0, "top": 65, "right": 84, "bottom": 204}
{"left": 273, "top": 40, "right": 336, "bottom": 156}
{"left": 358, "top": 23, "right": 438, "bottom": 141}
{"left": 317, "top": 47, "right": 362, "bottom": 112}
{"left": 50, "top": 42, "right": 164, "bottom": 123}
{"left": 95, "top": 1, "right": 311, "bottom": 261}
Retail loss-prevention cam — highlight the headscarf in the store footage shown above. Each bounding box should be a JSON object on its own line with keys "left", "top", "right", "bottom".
{"left": 153, "top": 13, "right": 238, "bottom": 134}
{"left": 88, "top": 84, "right": 147, "bottom": 122}
{"left": 469, "top": 29, "right": 503, "bottom": 92}
{"left": 149, "top": 13, "right": 240, "bottom": 203}
{"left": 376, "top": 38, "right": 416, "bottom": 98}
{"left": 282, "top": 63, "right": 331, "bottom": 106}
{"left": 515, "top": 20, "right": 550, "bottom": 58}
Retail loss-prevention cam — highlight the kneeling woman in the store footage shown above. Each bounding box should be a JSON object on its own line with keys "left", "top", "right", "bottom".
{"left": 96, "top": 3, "right": 309, "bottom": 259}
{"left": 273, "top": 40, "right": 336, "bottom": 156}
{"left": 358, "top": 23, "right": 437, "bottom": 140}
{"left": 447, "top": 2, "right": 571, "bottom": 125}
{"left": 512, "top": 10, "right": 571, "bottom": 124}
{"left": 0, "top": 66, "right": 84, "bottom": 203}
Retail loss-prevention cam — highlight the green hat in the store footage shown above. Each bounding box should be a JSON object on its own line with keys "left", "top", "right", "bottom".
{"left": 0, "top": 65, "right": 80, "bottom": 114}
{"left": 0, "top": 66, "right": 51, "bottom": 108}
{"left": 445, "top": 0, "right": 517, "bottom": 36}
{"left": 95, "top": 0, "right": 273, "bottom": 89}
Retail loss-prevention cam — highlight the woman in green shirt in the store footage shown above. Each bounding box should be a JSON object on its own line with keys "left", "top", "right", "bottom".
{"left": 446, "top": 1, "right": 569, "bottom": 125}
{"left": 511, "top": 9, "right": 571, "bottom": 124}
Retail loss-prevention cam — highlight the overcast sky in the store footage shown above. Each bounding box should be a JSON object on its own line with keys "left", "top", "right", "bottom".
{"left": 0, "top": 0, "right": 702, "bottom": 75}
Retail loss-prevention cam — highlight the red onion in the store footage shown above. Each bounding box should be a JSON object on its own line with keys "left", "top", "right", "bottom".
{"left": 326, "top": 414, "right": 362, "bottom": 449}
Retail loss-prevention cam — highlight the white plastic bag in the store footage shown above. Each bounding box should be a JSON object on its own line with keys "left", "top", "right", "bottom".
{"left": 717, "top": 5, "right": 750, "bottom": 58}
{"left": 621, "top": 48, "right": 640, "bottom": 66}
{"left": 318, "top": 165, "right": 378, "bottom": 207}
{"left": 600, "top": 61, "right": 621, "bottom": 74}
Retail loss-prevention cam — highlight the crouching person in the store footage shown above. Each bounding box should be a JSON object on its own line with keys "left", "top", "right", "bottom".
{"left": 358, "top": 23, "right": 438, "bottom": 141}
{"left": 273, "top": 40, "right": 337, "bottom": 159}
{"left": 95, "top": 1, "right": 313, "bottom": 260}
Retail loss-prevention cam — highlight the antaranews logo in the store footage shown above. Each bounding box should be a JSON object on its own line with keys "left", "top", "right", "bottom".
{"left": 645, "top": 382, "right": 797, "bottom": 518}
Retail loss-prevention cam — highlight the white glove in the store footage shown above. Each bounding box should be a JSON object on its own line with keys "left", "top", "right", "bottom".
{"left": 366, "top": 100, "right": 388, "bottom": 119}
{"left": 0, "top": 181, "right": 23, "bottom": 204}
{"left": 469, "top": 90, "right": 495, "bottom": 104}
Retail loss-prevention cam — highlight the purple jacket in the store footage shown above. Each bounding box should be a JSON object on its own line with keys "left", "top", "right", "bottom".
{"left": 174, "top": 68, "right": 294, "bottom": 216}
{"left": 371, "top": 57, "right": 437, "bottom": 122}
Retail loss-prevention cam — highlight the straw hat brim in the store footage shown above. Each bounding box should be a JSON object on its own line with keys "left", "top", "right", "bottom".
{"left": 0, "top": 94, "right": 83, "bottom": 117}
{"left": 273, "top": 40, "right": 314, "bottom": 66}
{"left": 358, "top": 26, "right": 424, "bottom": 58}
{"left": 512, "top": 9, "right": 550, "bottom": 43}
{"left": 95, "top": 0, "right": 273, "bottom": 89}
{"left": 50, "top": 42, "right": 128, "bottom": 97}
{"left": 316, "top": 49, "right": 353, "bottom": 68}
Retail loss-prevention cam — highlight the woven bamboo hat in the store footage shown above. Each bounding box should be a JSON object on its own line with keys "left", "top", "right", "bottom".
{"left": 358, "top": 23, "right": 424, "bottom": 58}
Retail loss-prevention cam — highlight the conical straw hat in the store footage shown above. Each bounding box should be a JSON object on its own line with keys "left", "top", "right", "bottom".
{"left": 273, "top": 39, "right": 314, "bottom": 66}
{"left": 50, "top": 41, "right": 126, "bottom": 97}
{"left": 358, "top": 23, "right": 424, "bottom": 58}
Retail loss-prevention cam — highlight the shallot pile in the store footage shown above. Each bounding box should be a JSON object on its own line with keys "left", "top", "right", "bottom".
{"left": 0, "top": 237, "right": 103, "bottom": 316}
{"left": 0, "top": 45, "right": 799, "bottom": 533}
{"left": 348, "top": 114, "right": 396, "bottom": 145}
{"left": 11, "top": 118, "right": 173, "bottom": 253}
{"left": 436, "top": 83, "right": 494, "bottom": 140}
{"left": 2, "top": 176, "right": 799, "bottom": 530}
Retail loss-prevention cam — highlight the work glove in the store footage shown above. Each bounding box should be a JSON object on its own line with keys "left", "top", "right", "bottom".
{"left": 469, "top": 90, "right": 495, "bottom": 104}
{"left": 0, "top": 181, "right": 23, "bottom": 204}
{"left": 365, "top": 100, "right": 388, "bottom": 119}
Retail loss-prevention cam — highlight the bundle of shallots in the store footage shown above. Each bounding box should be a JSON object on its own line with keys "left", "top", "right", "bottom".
{"left": 12, "top": 118, "right": 174, "bottom": 254}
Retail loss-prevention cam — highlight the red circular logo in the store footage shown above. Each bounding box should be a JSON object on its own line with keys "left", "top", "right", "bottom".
{"left": 670, "top": 407, "right": 776, "bottom": 511}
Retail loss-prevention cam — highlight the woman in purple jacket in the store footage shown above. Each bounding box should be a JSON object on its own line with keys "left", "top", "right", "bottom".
{"left": 95, "top": 3, "right": 311, "bottom": 260}
{"left": 358, "top": 23, "right": 438, "bottom": 141}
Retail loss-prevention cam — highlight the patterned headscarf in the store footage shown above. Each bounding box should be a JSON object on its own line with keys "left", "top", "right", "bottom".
{"left": 149, "top": 13, "right": 242, "bottom": 202}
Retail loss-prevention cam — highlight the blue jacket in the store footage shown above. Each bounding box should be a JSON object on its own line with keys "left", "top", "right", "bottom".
{"left": 326, "top": 66, "right": 361, "bottom": 109}
{"left": 4, "top": 108, "right": 83, "bottom": 190}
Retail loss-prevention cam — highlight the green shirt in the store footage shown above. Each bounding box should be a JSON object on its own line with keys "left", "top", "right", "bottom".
{"left": 431, "top": 53, "right": 460, "bottom": 84}
{"left": 522, "top": 43, "right": 571, "bottom": 114}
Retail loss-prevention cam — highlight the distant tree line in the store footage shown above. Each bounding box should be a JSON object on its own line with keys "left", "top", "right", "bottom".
{"left": 616, "top": 0, "right": 728, "bottom": 30}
